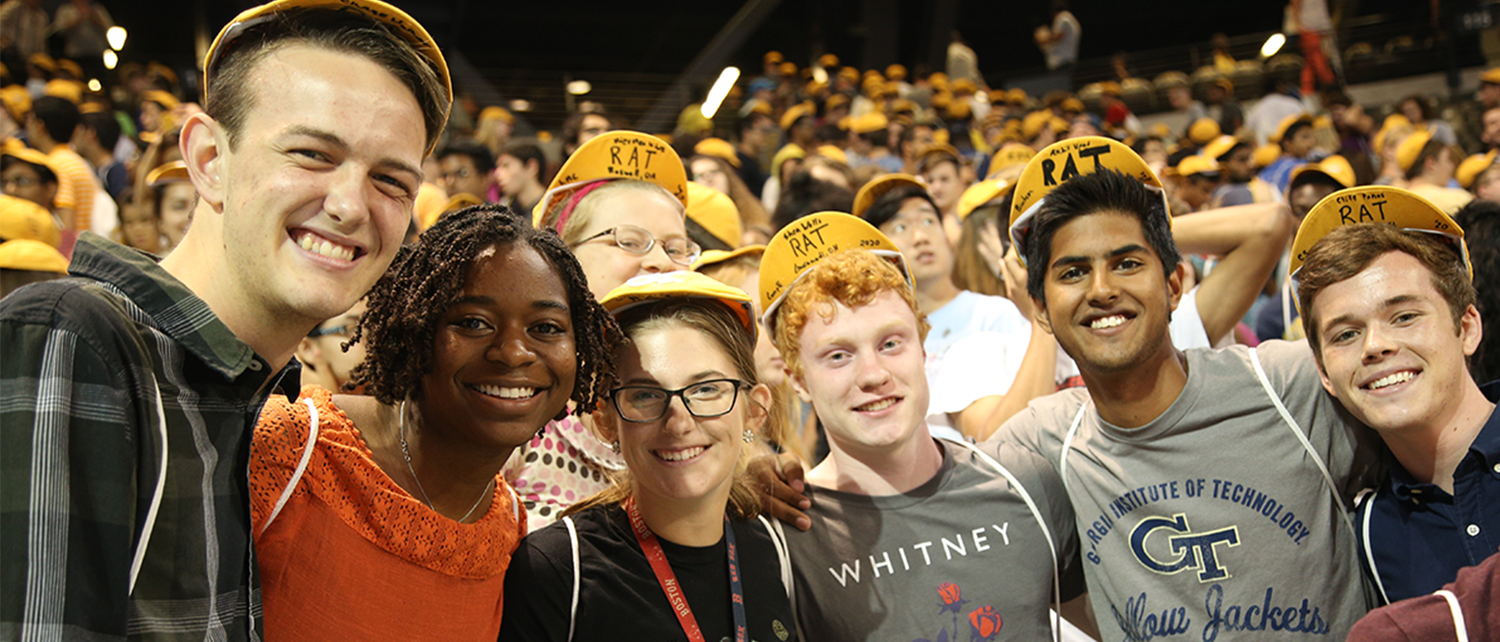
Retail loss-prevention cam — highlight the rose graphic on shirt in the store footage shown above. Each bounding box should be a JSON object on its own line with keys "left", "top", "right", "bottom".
{"left": 938, "top": 581, "right": 968, "bottom": 614}
{"left": 968, "top": 605, "right": 1003, "bottom": 640}
{"left": 915, "top": 582, "right": 1000, "bottom": 642}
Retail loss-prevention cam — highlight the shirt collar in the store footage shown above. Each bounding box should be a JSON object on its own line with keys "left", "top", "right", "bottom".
{"left": 1385, "top": 380, "right": 1500, "bottom": 499}
{"left": 68, "top": 233, "right": 262, "bottom": 382}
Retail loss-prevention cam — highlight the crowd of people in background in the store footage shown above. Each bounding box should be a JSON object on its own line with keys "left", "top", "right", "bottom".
{"left": 1, "top": 0, "right": 1498, "bottom": 640}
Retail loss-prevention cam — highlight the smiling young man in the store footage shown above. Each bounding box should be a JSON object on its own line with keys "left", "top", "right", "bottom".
{"left": 0, "top": 1, "right": 450, "bottom": 638}
{"left": 991, "top": 137, "right": 1379, "bottom": 641}
{"left": 1292, "top": 186, "right": 1498, "bottom": 604}
{"left": 852, "top": 174, "right": 1057, "bottom": 442}
{"left": 759, "top": 212, "right": 1095, "bottom": 642}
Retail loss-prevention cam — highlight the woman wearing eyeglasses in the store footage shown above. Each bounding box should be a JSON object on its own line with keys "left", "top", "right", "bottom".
{"left": 499, "top": 272, "right": 796, "bottom": 642}
{"left": 508, "top": 131, "right": 705, "bottom": 531}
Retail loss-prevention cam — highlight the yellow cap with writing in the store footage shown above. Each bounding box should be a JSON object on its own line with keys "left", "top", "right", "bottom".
{"left": 1009, "top": 136, "right": 1165, "bottom": 267}
{"left": 988, "top": 143, "right": 1036, "bottom": 177}
{"left": 532, "top": 131, "right": 687, "bottom": 229}
{"left": 759, "top": 212, "right": 909, "bottom": 333}
{"left": 1291, "top": 185, "right": 1470, "bottom": 283}
{"left": 600, "top": 271, "right": 758, "bottom": 342}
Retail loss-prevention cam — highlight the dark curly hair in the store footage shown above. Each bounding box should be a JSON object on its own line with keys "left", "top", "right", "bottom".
{"left": 348, "top": 204, "right": 620, "bottom": 414}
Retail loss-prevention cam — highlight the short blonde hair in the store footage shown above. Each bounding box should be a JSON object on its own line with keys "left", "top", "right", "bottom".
{"left": 770, "top": 250, "right": 929, "bottom": 378}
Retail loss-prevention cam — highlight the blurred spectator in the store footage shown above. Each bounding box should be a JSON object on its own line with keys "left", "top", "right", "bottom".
{"left": 435, "top": 140, "right": 496, "bottom": 202}
{"left": 114, "top": 191, "right": 162, "bottom": 255}
{"left": 1399, "top": 131, "right": 1472, "bottom": 214}
{"left": 1036, "top": 0, "right": 1081, "bottom": 78}
{"left": 144, "top": 161, "right": 193, "bottom": 251}
{"left": 1171, "top": 155, "right": 1221, "bottom": 213}
{"left": 74, "top": 109, "right": 123, "bottom": 200}
{"left": 1, "top": 146, "right": 57, "bottom": 214}
{"left": 1205, "top": 79, "right": 1243, "bottom": 134}
{"left": 1400, "top": 94, "right": 1457, "bottom": 146}
{"left": 1289, "top": 0, "right": 1337, "bottom": 94}
{"left": 473, "top": 106, "right": 514, "bottom": 160}
{"left": 0, "top": 237, "right": 65, "bottom": 298}
{"left": 0, "top": 0, "right": 46, "bottom": 60}
{"left": 1452, "top": 199, "right": 1499, "bottom": 384}
{"left": 1483, "top": 107, "right": 1500, "bottom": 152}
{"left": 50, "top": 0, "right": 112, "bottom": 69}
{"left": 946, "top": 31, "right": 981, "bottom": 88}
{"left": 1258, "top": 115, "right": 1316, "bottom": 193}
{"left": 559, "top": 110, "right": 613, "bottom": 159}
{"left": 494, "top": 140, "right": 546, "bottom": 217}
{"left": 1211, "top": 33, "right": 1236, "bottom": 73}
{"left": 772, "top": 163, "right": 854, "bottom": 230}
{"left": 735, "top": 110, "right": 773, "bottom": 197}
{"left": 1168, "top": 86, "right": 1208, "bottom": 124}
{"left": 1245, "top": 77, "right": 1305, "bottom": 146}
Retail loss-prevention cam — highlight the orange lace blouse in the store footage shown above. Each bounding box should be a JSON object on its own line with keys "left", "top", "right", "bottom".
{"left": 251, "top": 386, "right": 525, "bottom": 641}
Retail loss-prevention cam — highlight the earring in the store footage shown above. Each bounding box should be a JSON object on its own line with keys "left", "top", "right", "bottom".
{"left": 742, "top": 429, "right": 755, "bottom": 443}
{"left": 610, "top": 440, "right": 621, "bottom": 453}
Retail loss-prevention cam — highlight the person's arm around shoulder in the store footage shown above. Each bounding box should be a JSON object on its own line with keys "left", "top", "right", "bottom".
{"left": 964, "top": 249, "right": 1058, "bottom": 440}
{"left": 498, "top": 526, "right": 580, "bottom": 642}
{"left": 0, "top": 285, "right": 148, "bottom": 637}
{"left": 1173, "top": 202, "right": 1297, "bottom": 342}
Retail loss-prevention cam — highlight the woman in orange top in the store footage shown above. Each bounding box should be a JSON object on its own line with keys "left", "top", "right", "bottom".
{"left": 250, "top": 205, "right": 619, "bottom": 641}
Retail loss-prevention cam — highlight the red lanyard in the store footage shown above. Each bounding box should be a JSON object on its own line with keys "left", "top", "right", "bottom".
{"left": 624, "top": 498, "right": 747, "bottom": 642}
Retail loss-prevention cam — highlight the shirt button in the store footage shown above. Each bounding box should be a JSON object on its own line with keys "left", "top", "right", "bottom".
{"left": 1493, "top": 463, "right": 1500, "bottom": 474}
{"left": 248, "top": 360, "right": 263, "bottom": 371}
{"left": 1467, "top": 524, "right": 1481, "bottom": 537}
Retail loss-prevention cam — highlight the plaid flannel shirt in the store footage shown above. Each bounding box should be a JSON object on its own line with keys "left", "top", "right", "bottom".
{"left": 1, "top": 233, "right": 297, "bottom": 640}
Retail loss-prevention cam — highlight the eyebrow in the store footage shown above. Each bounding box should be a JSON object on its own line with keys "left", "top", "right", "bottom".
{"left": 283, "top": 125, "right": 423, "bottom": 179}
{"left": 452, "top": 294, "right": 570, "bottom": 313}
{"left": 1050, "top": 243, "right": 1151, "bottom": 270}
{"left": 621, "top": 369, "right": 729, "bottom": 386}
{"left": 1321, "top": 294, "right": 1421, "bottom": 331}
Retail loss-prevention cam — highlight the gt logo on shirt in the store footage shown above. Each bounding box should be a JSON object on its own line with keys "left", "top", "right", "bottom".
{"left": 1129, "top": 514, "right": 1240, "bottom": 582}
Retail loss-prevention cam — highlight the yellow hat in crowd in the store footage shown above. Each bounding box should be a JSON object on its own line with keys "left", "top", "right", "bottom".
{"left": 770, "top": 143, "right": 806, "bottom": 178}
{"left": 1187, "top": 118, "right": 1221, "bottom": 145}
{"left": 0, "top": 85, "right": 31, "bottom": 123}
{"left": 533, "top": 130, "right": 687, "bottom": 229}
{"left": 1270, "top": 114, "right": 1314, "bottom": 144}
{"left": 0, "top": 193, "right": 59, "bottom": 247}
{"left": 1201, "top": 134, "right": 1240, "bottom": 160}
{"left": 1291, "top": 185, "right": 1470, "bottom": 290}
{"left": 1253, "top": 143, "right": 1282, "bottom": 168}
{"left": 1288, "top": 155, "right": 1356, "bottom": 192}
{"left": 815, "top": 145, "right": 848, "bottom": 165}
{"left": 693, "top": 137, "right": 741, "bottom": 167}
{"left": 847, "top": 111, "right": 889, "bottom": 135}
{"left": 1174, "top": 155, "right": 1220, "bottom": 179}
{"left": 1395, "top": 129, "right": 1436, "bottom": 173}
{"left": 1482, "top": 67, "right": 1500, "bottom": 84}
{"left": 684, "top": 181, "right": 742, "bottom": 249}
{"left": 146, "top": 161, "right": 190, "bottom": 186}
{"left": 43, "top": 79, "right": 82, "bottom": 104}
{"left": 852, "top": 173, "right": 926, "bottom": 219}
{"left": 0, "top": 239, "right": 68, "bottom": 273}
{"left": 479, "top": 105, "right": 514, "bottom": 125}
{"left": 600, "top": 270, "right": 757, "bottom": 341}
{"left": 202, "top": 0, "right": 451, "bottom": 153}
{"left": 780, "top": 102, "right": 815, "bottom": 131}
{"left": 1456, "top": 149, "right": 1497, "bottom": 188}
{"left": 759, "top": 212, "right": 909, "bottom": 333}
{"left": 1010, "top": 136, "right": 1165, "bottom": 266}
{"left": 1372, "top": 113, "right": 1413, "bottom": 156}
{"left": 956, "top": 177, "right": 1017, "bottom": 220}
{"left": 988, "top": 143, "right": 1035, "bottom": 177}
{"left": 764, "top": 51, "right": 784, "bottom": 65}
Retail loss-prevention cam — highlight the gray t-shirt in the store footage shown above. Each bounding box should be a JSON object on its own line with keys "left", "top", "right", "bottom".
{"left": 995, "top": 340, "right": 1380, "bottom": 641}
{"left": 785, "top": 439, "right": 1086, "bottom": 642}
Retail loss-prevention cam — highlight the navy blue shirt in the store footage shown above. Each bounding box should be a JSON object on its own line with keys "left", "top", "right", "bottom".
{"left": 1358, "top": 380, "right": 1500, "bottom": 603}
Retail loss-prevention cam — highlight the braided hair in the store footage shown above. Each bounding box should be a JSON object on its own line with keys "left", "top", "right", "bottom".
{"left": 348, "top": 204, "right": 620, "bottom": 414}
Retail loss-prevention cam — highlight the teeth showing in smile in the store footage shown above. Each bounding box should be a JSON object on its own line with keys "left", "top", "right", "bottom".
{"left": 472, "top": 384, "right": 537, "bottom": 399}
{"left": 297, "top": 233, "right": 356, "bottom": 262}
{"left": 1366, "top": 371, "right": 1414, "bottom": 390}
{"left": 656, "top": 446, "right": 705, "bottom": 462}
{"left": 857, "top": 398, "right": 897, "bottom": 412}
{"left": 1091, "top": 315, "right": 1126, "bottom": 329}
